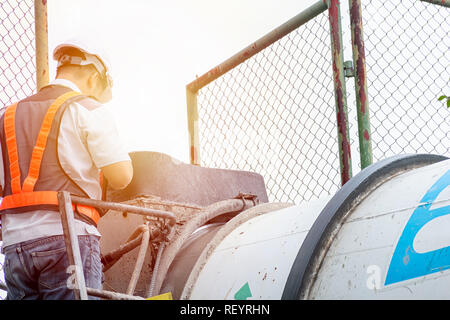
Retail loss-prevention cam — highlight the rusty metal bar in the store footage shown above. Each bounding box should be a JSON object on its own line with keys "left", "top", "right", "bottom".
{"left": 420, "top": 0, "right": 450, "bottom": 8}
{"left": 126, "top": 224, "right": 150, "bottom": 295}
{"left": 349, "top": 0, "right": 373, "bottom": 169}
{"left": 327, "top": 0, "right": 352, "bottom": 185}
{"left": 34, "top": 0, "right": 49, "bottom": 91}
{"left": 0, "top": 281, "right": 8, "bottom": 292}
{"left": 187, "top": 88, "right": 200, "bottom": 165}
{"left": 58, "top": 191, "right": 88, "bottom": 300}
{"left": 69, "top": 195, "right": 176, "bottom": 226}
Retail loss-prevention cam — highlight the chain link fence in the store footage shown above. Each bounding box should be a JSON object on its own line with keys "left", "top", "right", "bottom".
{"left": 194, "top": 0, "right": 449, "bottom": 205}
{"left": 197, "top": 11, "right": 339, "bottom": 204}
{"left": 0, "top": 1, "right": 36, "bottom": 107}
{"left": 360, "top": 0, "right": 449, "bottom": 161}
{"left": 0, "top": 0, "right": 36, "bottom": 299}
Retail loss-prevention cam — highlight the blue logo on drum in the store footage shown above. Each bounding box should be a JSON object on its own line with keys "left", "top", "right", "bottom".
{"left": 385, "top": 170, "right": 450, "bottom": 285}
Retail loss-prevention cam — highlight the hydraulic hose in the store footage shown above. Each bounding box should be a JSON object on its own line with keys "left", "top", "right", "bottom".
{"left": 146, "top": 198, "right": 257, "bottom": 297}
{"left": 126, "top": 224, "right": 150, "bottom": 295}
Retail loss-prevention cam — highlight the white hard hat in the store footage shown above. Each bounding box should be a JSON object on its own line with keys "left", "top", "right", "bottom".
{"left": 53, "top": 38, "right": 113, "bottom": 86}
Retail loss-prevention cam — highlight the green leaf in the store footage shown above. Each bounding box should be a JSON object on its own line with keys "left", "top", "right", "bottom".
{"left": 447, "top": 99, "right": 450, "bottom": 108}
{"left": 438, "top": 95, "right": 447, "bottom": 101}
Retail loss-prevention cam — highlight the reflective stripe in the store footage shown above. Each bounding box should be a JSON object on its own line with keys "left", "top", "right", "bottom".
{"left": 4, "top": 103, "right": 21, "bottom": 194}
{"left": 22, "top": 91, "right": 81, "bottom": 192}
{"left": 0, "top": 191, "right": 100, "bottom": 225}
{"left": 0, "top": 190, "right": 59, "bottom": 208}
{"left": 76, "top": 204, "right": 101, "bottom": 225}
{"left": 1, "top": 91, "right": 100, "bottom": 226}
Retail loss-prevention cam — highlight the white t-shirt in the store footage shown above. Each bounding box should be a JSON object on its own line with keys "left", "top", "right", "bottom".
{"left": 0, "top": 79, "right": 131, "bottom": 248}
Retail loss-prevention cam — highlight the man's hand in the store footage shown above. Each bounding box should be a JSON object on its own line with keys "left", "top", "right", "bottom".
{"left": 101, "top": 160, "right": 133, "bottom": 190}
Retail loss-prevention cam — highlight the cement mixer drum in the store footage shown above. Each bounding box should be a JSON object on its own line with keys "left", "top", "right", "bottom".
{"left": 173, "top": 154, "right": 450, "bottom": 299}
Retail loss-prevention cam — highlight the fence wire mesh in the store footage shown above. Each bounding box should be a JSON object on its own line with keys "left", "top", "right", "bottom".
{"left": 0, "top": 0, "right": 36, "bottom": 299}
{"left": 195, "top": 0, "right": 449, "bottom": 206}
{"left": 197, "top": 12, "right": 340, "bottom": 205}
{"left": 0, "top": 1, "right": 36, "bottom": 107}
{"left": 360, "top": 0, "right": 449, "bottom": 161}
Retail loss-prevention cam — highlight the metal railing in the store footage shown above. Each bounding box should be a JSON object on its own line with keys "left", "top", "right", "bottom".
{"left": 186, "top": 0, "right": 450, "bottom": 204}
{"left": 187, "top": 1, "right": 340, "bottom": 205}
{"left": 57, "top": 192, "right": 176, "bottom": 300}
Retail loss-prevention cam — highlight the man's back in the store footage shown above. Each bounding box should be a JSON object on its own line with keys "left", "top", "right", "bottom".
{"left": 0, "top": 79, "right": 131, "bottom": 248}
{"left": 0, "top": 39, "right": 133, "bottom": 300}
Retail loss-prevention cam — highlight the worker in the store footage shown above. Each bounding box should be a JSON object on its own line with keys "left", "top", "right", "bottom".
{"left": 0, "top": 39, "right": 133, "bottom": 299}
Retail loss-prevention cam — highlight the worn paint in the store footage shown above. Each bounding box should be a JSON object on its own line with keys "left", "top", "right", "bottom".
{"left": 190, "top": 146, "right": 198, "bottom": 165}
{"left": 363, "top": 130, "right": 370, "bottom": 141}
{"left": 420, "top": 0, "right": 450, "bottom": 8}
{"left": 350, "top": 0, "right": 367, "bottom": 116}
{"left": 186, "top": 89, "right": 200, "bottom": 165}
{"left": 328, "top": 0, "right": 352, "bottom": 185}
{"left": 242, "top": 43, "right": 258, "bottom": 59}
{"left": 349, "top": 0, "right": 373, "bottom": 169}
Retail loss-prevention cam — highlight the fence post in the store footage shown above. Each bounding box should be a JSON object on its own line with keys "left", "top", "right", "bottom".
{"left": 34, "top": 0, "right": 49, "bottom": 91}
{"left": 186, "top": 88, "right": 200, "bottom": 165}
{"left": 420, "top": 0, "right": 450, "bottom": 8}
{"left": 349, "top": 0, "right": 373, "bottom": 169}
{"left": 327, "top": 0, "right": 352, "bottom": 185}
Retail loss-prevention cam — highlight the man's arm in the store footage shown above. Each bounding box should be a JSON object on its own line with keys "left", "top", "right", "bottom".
{"left": 74, "top": 102, "right": 133, "bottom": 191}
{"left": 101, "top": 160, "right": 133, "bottom": 190}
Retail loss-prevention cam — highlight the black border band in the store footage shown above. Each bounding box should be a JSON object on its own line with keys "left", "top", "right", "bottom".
{"left": 281, "top": 154, "right": 449, "bottom": 300}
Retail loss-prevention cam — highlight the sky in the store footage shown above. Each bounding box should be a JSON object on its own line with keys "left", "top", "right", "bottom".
{"left": 47, "top": 0, "right": 320, "bottom": 163}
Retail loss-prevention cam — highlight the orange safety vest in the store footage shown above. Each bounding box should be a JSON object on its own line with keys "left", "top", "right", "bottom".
{"left": 0, "top": 91, "right": 100, "bottom": 226}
